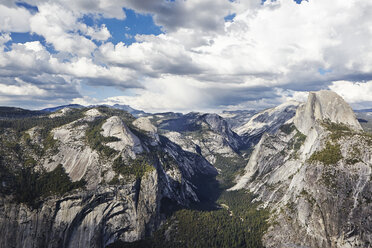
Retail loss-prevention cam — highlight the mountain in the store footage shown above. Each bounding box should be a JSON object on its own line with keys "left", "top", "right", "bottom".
{"left": 0, "top": 106, "right": 46, "bottom": 118}
{"left": 231, "top": 90, "right": 371, "bottom": 247}
{"left": 354, "top": 108, "right": 372, "bottom": 112}
{"left": 144, "top": 112, "right": 249, "bottom": 187}
{"left": 235, "top": 101, "right": 300, "bottom": 148}
{"left": 219, "top": 109, "right": 257, "bottom": 130}
{"left": 1, "top": 91, "right": 370, "bottom": 248}
{"left": 109, "top": 104, "right": 148, "bottom": 117}
{"left": 356, "top": 110, "right": 372, "bottom": 133}
{"left": 0, "top": 106, "right": 217, "bottom": 248}
{"left": 42, "top": 104, "right": 148, "bottom": 118}
{"left": 41, "top": 104, "right": 84, "bottom": 112}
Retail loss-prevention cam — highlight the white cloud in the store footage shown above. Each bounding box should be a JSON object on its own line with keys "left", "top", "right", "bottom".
{"left": 23, "top": 0, "right": 126, "bottom": 19}
{"left": 0, "top": 33, "right": 11, "bottom": 47}
{"left": 71, "top": 96, "right": 99, "bottom": 106}
{"left": 125, "top": 0, "right": 233, "bottom": 33}
{"left": 29, "top": 3, "right": 97, "bottom": 56}
{"left": 82, "top": 24, "right": 111, "bottom": 41}
{"left": 1, "top": 0, "right": 372, "bottom": 111}
{"left": 329, "top": 81, "right": 372, "bottom": 106}
{"left": 104, "top": 76, "right": 206, "bottom": 113}
{"left": 0, "top": 80, "right": 47, "bottom": 96}
{"left": 0, "top": 4, "right": 32, "bottom": 32}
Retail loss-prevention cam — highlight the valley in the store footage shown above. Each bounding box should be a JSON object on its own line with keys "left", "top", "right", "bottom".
{"left": 0, "top": 90, "right": 370, "bottom": 248}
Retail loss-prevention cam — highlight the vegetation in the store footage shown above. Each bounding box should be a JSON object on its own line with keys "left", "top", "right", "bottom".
{"left": 214, "top": 154, "right": 248, "bottom": 188}
{"left": 0, "top": 107, "right": 45, "bottom": 118}
{"left": 85, "top": 118, "right": 119, "bottom": 157}
{"left": 345, "top": 146, "right": 362, "bottom": 165}
{"left": 279, "top": 124, "right": 306, "bottom": 158}
{"left": 0, "top": 109, "right": 84, "bottom": 133}
{"left": 14, "top": 164, "right": 86, "bottom": 208}
{"left": 280, "top": 123, "right": 296, "bottom": 135}
{"left": 109, "top": 190, "right": 270, "bottom": 248}
{"left": 112, "top": 155, "right": 155, "bottom": 180}
{"left": 299, "top": 189, "right": 316, "bottom": 206}
{"left": 286, "top": 130, "right": 307, "bottom": 157}
{"left": 292, "top": 131, "right": 306, "bottom": 151}
{"left": 322, "top": 121, "right": 353, "bottom": 141}
{"left": 321, "top": 168, "right": 339, "bottom": 189}
{"left": 308, "top": 141, "right": 342, "bottom": 165}
{"left": 0, "top": 109, "right": 85, "bottom": 156}
{"left": 95, "top": 106, "right": 136, "bottom": 128}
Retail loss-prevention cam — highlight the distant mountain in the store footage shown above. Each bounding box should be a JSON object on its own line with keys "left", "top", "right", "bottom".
{"left": 146, "top": 111, "right": 247, "bottom": 187}
{"left": 219, "top": 109, "right": 257, "bottom": 130}
{"left": 41, "top": 104, "right": 84, "bottom": 112}
{"left": 356, "top": 111, "right": 372, "bottom": 133}
{"left": 354, "top": 108, "right": 372, "bottom": 112}
{"left": 235, "top": 101, "right": 300, "bottom": 148}
{"left": 108, "top": 104, "right": 148, "bottom": 117}
{"left": 41, "top": 103, "right": 148, "bottom": 118}
{"left": 0, "top": 106, "right": 45, "bottom": 118}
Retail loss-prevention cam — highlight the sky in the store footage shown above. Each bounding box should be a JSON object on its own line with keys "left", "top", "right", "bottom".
{"left": 0, "top": 0, "right": 372, "bottom": 112}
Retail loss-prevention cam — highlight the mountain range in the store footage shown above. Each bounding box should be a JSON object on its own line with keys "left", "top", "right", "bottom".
{"left": 0, "top": 90, "right": 370, "bottom": 248}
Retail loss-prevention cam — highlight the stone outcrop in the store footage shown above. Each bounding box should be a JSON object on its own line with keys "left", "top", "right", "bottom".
{"left": 0, "top": 108, "right": 217, "bottom": 248}
{"left": 231, "top": 91, "right": 371, "bottom": 247}
{"left": 155, "top": 112, "right": 243, "bottom": 165}
{"left": 236, "top": 101, "right": 300, "bottom": 147}
{"left": 294, "top": 90, "right": 362, "bottom": 136}
{"left": 101, "top": 116, "right": 144, "bottom": 153}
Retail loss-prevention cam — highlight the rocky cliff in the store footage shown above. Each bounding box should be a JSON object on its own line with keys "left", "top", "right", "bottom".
{"left": 0, "top": 107, "right": 217, "bottom": 248}
{"left": 236, "top": 101, "right": 300, "bottom": 148}
{"left": 148, "top": 112, "right": 248, "bottom": 187}
{"left": 154, "top": 112, "right": 242, "bottom": 163}
{"left": 231, "top": 91, "right": 372, "bottom": 247}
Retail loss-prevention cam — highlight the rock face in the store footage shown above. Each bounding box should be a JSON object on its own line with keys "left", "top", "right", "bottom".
{"left": 219, "top": 110, "right": 257, "bottom": 130}
{"left": 110, "top": 104, "right": 148, "bottom": 117}
{"left": 236, "top": 101, "right": 300, "bottom": 148}
{"left": 294, "top": 90, "right": 362, "bottom": 135}
{"left": 0, "top": 107, "right": 217, "bottom": 248}
{"left": 101, "top": 116, "right": 144, "bottom": 153}
{"left": 155, "top": 112, "right": 243, "bottom": 165}
{"left": 231, "top": 91, "right": 371, "bottom": 248}
{"left": 0, "top": 181, "right": 156, "bottom": 248}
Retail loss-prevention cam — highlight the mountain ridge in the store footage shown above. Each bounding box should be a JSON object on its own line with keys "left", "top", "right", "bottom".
{"left": 0, "top": 90, "right": 370, "bottom": 248}
{"left": 230, "top": 90, "right": 371, "bottom": 247}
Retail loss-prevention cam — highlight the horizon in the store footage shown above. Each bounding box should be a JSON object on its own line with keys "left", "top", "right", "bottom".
{"left": 1, "top": 0, "right": 372, "bottom": 112}
{"left": 1, "top": 92, "right": 371, "bottom": 114}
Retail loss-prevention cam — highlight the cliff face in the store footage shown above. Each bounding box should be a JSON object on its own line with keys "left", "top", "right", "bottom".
{"left": 236, "top": 101, "right": 300, "bottom": 148}
{"left": 231, "top": 91, "right": 372, "bottom": 248}
{"left": 294, "top": 90, "right": 362, "bottom": 136}
{"left": 0, "top": 178, "right": 156, "bottom": 248}
{"left": 0, "top": 107, "right": 217, "bottom": 248}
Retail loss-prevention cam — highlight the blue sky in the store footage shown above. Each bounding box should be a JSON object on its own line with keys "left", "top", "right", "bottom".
{"left": 0, "top": 0, "right": 372, "bottom": 112}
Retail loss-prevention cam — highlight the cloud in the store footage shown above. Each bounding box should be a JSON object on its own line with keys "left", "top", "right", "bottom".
{"left": 71, "top": 96, "right": 99, "bottom": 106}
{"left": 1, "top": 0, "right": 372, "bottom": 111}
{"left": 124, "top": 0, "right": 234, "bottom": 33}
{"left": 82, "top": 24, "right": 111, "bottom": 41}
{"left": 29, "top": 3, "right": 98, "bottom": 56}
{"left": 101, "top": 75, "right": 281, "bottom": 113}
{"left": 0, "top": 80, "right": 47, "bottom": 96}
{"left": 0, "top": 33, "right": 11, "bottom": 47}
{"left": 329, "top": 80, "right": 372, "bottom": 108}
{"left": 22, "top": 0, "right": 126, "bottom": 19}
{"left": 0, "top": 4, "right": 32, "bottom": 32}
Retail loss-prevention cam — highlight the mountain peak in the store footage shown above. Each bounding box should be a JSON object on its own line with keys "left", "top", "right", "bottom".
{"left": 294, "top": 90, "right": 362, "bottom": 135}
